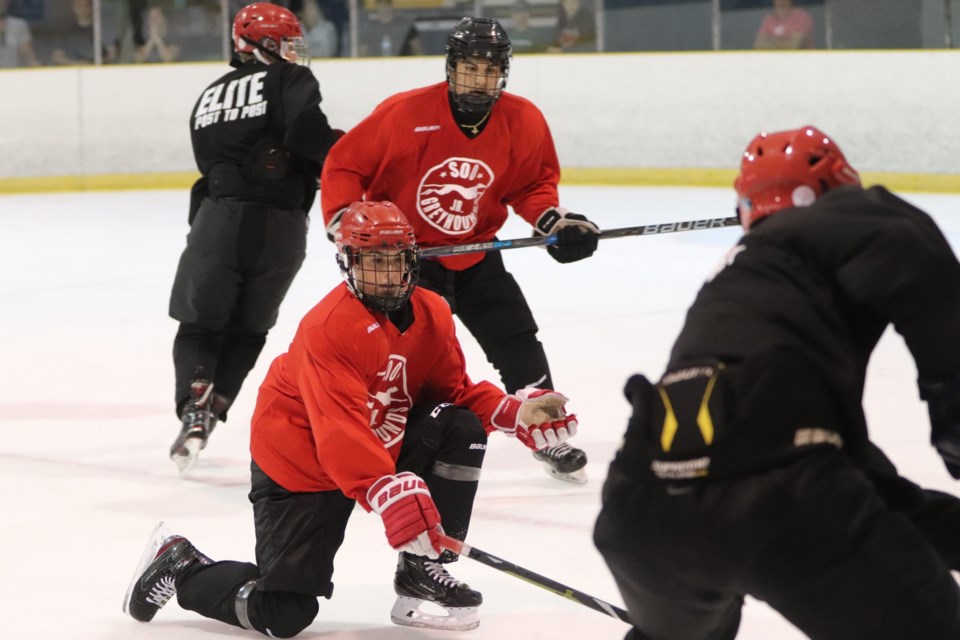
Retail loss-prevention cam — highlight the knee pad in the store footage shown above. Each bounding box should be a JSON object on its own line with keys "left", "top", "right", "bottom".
{"left": 432, "top": 405, "right": 486, "bottom": 445}
{"left": 240, "top": 582, "right": 320, "bottom": 638}
{"left": 430, "top": 405, "right": 487, "bottom": 472}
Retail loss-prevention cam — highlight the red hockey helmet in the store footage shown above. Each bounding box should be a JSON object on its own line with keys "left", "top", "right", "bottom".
{"left": 734, "top": 125, "right": 861, "bottom": 231}
{"left": 335, "top": 202, "right": 420, "bottom": 312}
{"left": 232, "top": 2, "right": 307, "bottom": 64}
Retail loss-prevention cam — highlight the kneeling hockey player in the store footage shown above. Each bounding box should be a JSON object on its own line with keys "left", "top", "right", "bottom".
{"left": 124, "top": 201, "right": 580, "bottom": 635}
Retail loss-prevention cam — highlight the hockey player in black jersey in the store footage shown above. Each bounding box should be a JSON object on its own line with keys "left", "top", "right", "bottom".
{"left": 168, "top": 2, "right": 342, "bottom": 475}
{"left": 594, "top": 125, "right": 960, "bottom": 640}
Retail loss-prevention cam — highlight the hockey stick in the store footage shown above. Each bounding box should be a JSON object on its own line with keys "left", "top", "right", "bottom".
{"left": 420, "top": 216, "right": 741, "bottom": 258}
{"left": 439, "top": 534, "right": 631, "bottom": 623}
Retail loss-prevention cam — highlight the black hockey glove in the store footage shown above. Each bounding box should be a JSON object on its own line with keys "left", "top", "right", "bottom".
{"left": 534, "top": 207, "right": 600, "bottom": 264}
{"left": 919, "top": 371, "right": 960, "bottom": 479}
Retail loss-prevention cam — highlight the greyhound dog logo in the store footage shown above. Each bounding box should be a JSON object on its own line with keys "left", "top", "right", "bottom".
{"left": 367, "top": 354, "right": 412, "bottom": 448}
{"left": 417, "top": 157, "right": 494, "bottom": 235}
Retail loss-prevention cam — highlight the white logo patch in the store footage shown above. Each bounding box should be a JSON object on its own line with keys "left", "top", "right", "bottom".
{"left": 791, "top": 185, "right": 817, "bottom": 207}
{"left": 367, "top": 354, "right": 413, "bottom": 448}
{"left": 416, "top": 157, "right": 494, "bottom": 235}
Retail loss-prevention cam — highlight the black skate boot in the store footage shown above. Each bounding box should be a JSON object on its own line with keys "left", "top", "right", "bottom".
{"left": 391, "top": 552, "right": 482, "bottom": 631}
{"left": 122, "top": 521, "right": 213, "bottom": 622}
{"left": 170, "top": 379, "right": 227, "bottom": 476}
{"left": 533, "top": 442, "right": 588, "bottom": 484}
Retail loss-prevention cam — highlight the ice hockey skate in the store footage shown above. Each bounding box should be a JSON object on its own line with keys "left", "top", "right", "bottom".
{"left": 122, "top": 521, "right": 212, "bottom": 622}
{"left": 170, "top": 379, "right": 220, "bottom": 476}
{"left": 391, "top": 552, "right": 482, "bottom": 631}
{"left": 533, "top": 442, "right": 588, "bottom": 484}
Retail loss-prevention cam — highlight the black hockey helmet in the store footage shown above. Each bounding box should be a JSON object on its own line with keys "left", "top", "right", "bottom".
{"left": 445, "top": 17, "right": 512, "bottom": 114}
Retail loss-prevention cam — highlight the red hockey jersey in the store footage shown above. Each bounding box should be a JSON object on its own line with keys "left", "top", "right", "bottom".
{"left": 250, "top": 283, "right": 505, "bottom": 509}
{"left": 320, "top": 82, "right": 561, "bottom": 270}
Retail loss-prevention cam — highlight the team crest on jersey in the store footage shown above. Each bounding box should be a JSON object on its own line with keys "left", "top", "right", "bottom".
{"left": 367, "top": 354, "right": 413, "bottom": 448}
{"left": 417, "top": 157, "right": 494, "bottom": 235}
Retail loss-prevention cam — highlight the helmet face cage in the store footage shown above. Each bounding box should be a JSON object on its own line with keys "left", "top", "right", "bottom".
{"left": 273, "top": 37, "right": 309, "bottom": 65}
{"left": 734, "top": 126, "right": 860, "bottom": 230}
{"left": 338, "top": 245, "right": 420, "bottom": 313}
{"left": 233, "top": 2, "right": 309, "bottom": 65}
{"left": 334, "top": 202, "right": 421, "bottom": 313}
{"left": 445, "top": 18, "right": 512, "bottom": 114}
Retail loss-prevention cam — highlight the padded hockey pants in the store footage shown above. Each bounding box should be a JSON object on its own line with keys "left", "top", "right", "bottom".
{"left": 176, "top": 403, "right": 486, "bottom": 637}
{"left": 594, "top": 450, "right": 960, "bottom": 640}
{"left": 169, "top": 197, "right": 306, "bottom": 413}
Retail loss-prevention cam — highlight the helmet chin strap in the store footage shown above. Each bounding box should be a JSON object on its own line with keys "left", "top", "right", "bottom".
{"left": 243, "top": 37, "right": 285, "bottom": 64}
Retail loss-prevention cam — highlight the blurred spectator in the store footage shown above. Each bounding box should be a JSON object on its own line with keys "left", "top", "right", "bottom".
{"left": 301, "top": 0, "right": 337, "bottom": 58}
{"left": 51, "top": 0, "right": 118, "bottom": 65}
{"left": 358, "top": 0, "right": 422, "bottom": 57}
{"left": 127, "top": 0, "right": 147, "bottom": 57}
{"left": 508, "top": 0, "right": 549, "bottom": 53}
{"left": 316, "top": 0, "right": 348, "bottom": 56}
{"left": 0, "top": 0, "right": 41, "bottom": 67}
{"left": 134, "top": 5, "right": 180, "bottom": 62}
{"left": 754, "top": 0, "right": 814, "bottom": 50}
{"left": 547, "top": 0, "right": 596, "bottom": 53}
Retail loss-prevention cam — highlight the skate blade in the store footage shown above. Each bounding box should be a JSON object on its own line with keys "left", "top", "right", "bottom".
{"left": 122, "top": 521, "right": 173, "bottom": 616}
{"left": 390, "top": 596, "right": 480, "bottom": 631}
{"left": 542, "top": 462, "right": 588, "bottom": 485}
{"left": 171, "top": 438, "right": 203, "bottom": 477}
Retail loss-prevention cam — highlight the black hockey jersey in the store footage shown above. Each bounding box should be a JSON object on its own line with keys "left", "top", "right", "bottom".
{"left": 671, "top": 185, "right": 960, "bottom": 384}
{"left": 664, "top": 186, "right": 960, "bottom": 459}
{"left": 189, "top": 59, "right": 335, "bottom": 213}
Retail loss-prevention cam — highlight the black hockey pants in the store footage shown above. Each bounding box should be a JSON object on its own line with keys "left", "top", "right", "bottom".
{"left": 853, "top": 439, "right": 960, "bottom": 570}
{"left": 175, "top": 403, "right": 486, "bottom": 637}
{"left": 418, "top": 251, "right": 551, "bottom": 393}
{"left": 594, "top": 450, "right": 960, "bottom": 640}
{"left": 169, "top": 197, "right": 306, "bottom": 413}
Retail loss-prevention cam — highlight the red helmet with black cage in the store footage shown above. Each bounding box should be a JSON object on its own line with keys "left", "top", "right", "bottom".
{"left": 335, "top": 202, "right": 420, "bottom": 313}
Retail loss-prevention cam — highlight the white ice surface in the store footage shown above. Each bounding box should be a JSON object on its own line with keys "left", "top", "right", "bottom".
{"left": 2, "top": 186, "right": 959, "bottom": 639}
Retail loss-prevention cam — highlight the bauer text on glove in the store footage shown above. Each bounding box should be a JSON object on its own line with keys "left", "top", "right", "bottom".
{"left": 491, "top": 388, "right": 579, "bottom": 450}
{"left": 367, "top": 472, "right": 442, "bottom": 558}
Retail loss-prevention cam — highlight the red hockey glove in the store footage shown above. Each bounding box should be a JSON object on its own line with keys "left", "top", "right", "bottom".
{"left": 534, "top": 207, "right": 600, "bottom": 264}
{"left": 491, "top": 388, "right": 579, "bottom": 451}
{"left": 367, "top": 472, "right": 442, "bottom": 558}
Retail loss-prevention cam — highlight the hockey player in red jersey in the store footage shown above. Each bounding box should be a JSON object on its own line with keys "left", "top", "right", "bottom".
{"left": 124, "top": 201, "right": 579, "bottom": 635}
{"left": 594, "top": 126, "right": 960, "bottom": 639}
{"left": 321, "top": 17, "right": 599, "bottom": 484}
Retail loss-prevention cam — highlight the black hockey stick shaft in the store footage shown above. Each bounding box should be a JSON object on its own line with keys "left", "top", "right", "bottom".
{"left": 439, "top": 534, "right": 631, "bottom": 623}
{"left": 419, "top": 215, "right": 740, "bottom": 258}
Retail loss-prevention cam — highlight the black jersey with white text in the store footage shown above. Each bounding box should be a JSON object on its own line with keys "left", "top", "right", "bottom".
{"left": 190, "top": 59, "right": 331, "bottom": 210}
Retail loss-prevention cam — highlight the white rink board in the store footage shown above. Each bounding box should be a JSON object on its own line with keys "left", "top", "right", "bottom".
{"left": 1, "top": 51, "right": 959, "bottom": 179}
